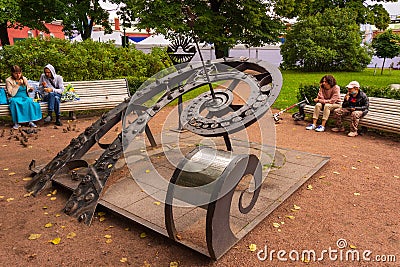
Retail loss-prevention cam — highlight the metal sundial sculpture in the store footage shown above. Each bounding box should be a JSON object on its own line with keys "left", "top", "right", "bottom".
{"left": 25, "top": 5, "right": 284, "bottom": 260}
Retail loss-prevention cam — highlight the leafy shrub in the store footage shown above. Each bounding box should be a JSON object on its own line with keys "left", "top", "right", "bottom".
{"left": 297, "top": 83, "right": 400, "bottom": 103}
{"left": 0, "top": 37, "right": 172, "bottom": 92}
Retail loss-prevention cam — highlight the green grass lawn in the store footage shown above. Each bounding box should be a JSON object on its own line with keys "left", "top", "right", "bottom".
{"left": 276, "top": 68, "right": 400, "bottom": 110}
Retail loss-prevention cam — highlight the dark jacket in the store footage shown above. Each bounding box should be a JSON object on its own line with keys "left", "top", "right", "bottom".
{"left": 342, "top": 90, "right": 369, "bottom": 116}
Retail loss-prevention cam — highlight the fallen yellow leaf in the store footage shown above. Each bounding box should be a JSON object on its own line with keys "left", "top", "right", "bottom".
{"left": 306, "top": 185, "right": 313, "bottom": 190}
{"left": 55, "top": 214, "right": 61, "bottom": 217}
{"left": 50, "top": 237, "right": 61, "bottom": 245}
{"left": 43, "top": 206, "right": 48, "bottom": 209}
{"left": 0, "top": 196, "right": 4, "bottom": 199}
{"left": 319, "top": 175, "right": 326, "bottom": 179}
{"left": 99, "top": 216, "right": 106, "bottom": 222}
{"left": 353, "top": 192, "right": 361, "bottom": 196}
{"left": 105, "top": 239, "right": 112, "bottom": 244}
{"left": 98, "top": 211, "right": 106, "bottom": 216}
{"left": 8, "top": 172, "right": 16, "bottom": 176}
{"left": 286, "top": 215, "right": 295, "bottom": 219}
{"left": 22, "top": 177, "right": 32, "bottom": 181}
{"left": 140, "top": 232, "right": 147, "bottom": 238}
{"left": 104, "top": 225, "right": 114, "bottom": 231}
{"left": 342, "top": 155, "right": 348, "bottom": 158}
{"left": 154, "top": 201, "right": 161, "bottom": 205}
{"left": 51, "top": 189, "right": 57, "bottom": 195}
{"left": 46, "top": 193, "right": 52, "bottom": 197}
{"left": 349, "top": 244, "right": 357, "bottom": 249}
{"left": 124, "top": 227, "right": 130, "bottom": 231}
{"left": 145, "top": 169, "right": 150, "bottom": 173}
{"left": 374, "top": 166, "right": 380, "bottom": 169}
{"left": 23, "top": 192, "right": 33, "bottom": 198}
{"left": 333, "top": 171, "right": 340, "bottom": 175}
{"left": 351, "top": 166, "right": 357, "bottom": 170}
{"left": 3, "top": 168, "right": 9, "bottom": 171}
{"left": 67, "top": 232, "right": 76, "bottom": 239}
{"left": 293, "top": 204, "right": 301, "bottom": 210}
{"left": 394, "top": 175, "right": 399, "bottom": 179}
{"left": 120, "top": 257, "right": 128, "bottom": 263}
{"left": 107, "top": 164, "right": 113, "bottom": 169}
{"left": 28, "top": 234, "right": 42, "bottom": 240}
{"left": 248, "top": 244, "right": 257, "bottom": 252}
{"left": 44, "top": 223, "right": 53, "bottom": 228}
{"left": 50, "top": 197, "right": 56, "bottom": 201}
{"left": 6, "top": 198, "right": 14, "bottom": 202}
{"left": 104, "top": 234, "right": 112, "bottom": 239}
{"left": 272, "top": 222, "right": 280, "bottom": 228}
{"left": 357, "top": 159, "right": 362, "bottom": 163}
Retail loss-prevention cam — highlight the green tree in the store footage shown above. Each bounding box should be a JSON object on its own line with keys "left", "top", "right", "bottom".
{"left": 372, "top": 29, "right": 400, "bottom": 74}
{"left": 273, "top": 0, "right": 395, "bottom": 30}
{"left": 61, "top": 0, "right": 113, "bottom": 40}
{"left": 280, "top": 8, "right": 373, "bottom": 71}
{"left": 0, "top": 0, "right": 64, "bottom": 46}
{"left": 116, "top": 0, "right": 285, "bottom": 58}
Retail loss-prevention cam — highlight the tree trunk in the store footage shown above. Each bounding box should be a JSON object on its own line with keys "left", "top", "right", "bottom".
{"left": 80, "top": 12, "right": 94, "bottom": 41}
{"left": 381, "top": 58, "right": 386, "bottom": 75}
{"left": 0, "top": 22, "right": 10, "bottom": 46}
{"left": 214, "top": 44, "right": 229, "bottom": 59}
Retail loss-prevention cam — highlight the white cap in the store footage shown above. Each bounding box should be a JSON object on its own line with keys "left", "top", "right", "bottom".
{"left": 346, "top": 81, "right": 360, "bottom": 88}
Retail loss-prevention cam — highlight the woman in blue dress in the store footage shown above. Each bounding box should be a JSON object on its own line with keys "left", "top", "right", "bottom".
{"left": 5, "top": 65, "right": 42, "bottom": 129}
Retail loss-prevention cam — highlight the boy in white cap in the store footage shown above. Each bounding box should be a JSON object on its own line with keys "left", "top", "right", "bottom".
{"left": 332, "top": 81, "right": 369, "bottom": 137}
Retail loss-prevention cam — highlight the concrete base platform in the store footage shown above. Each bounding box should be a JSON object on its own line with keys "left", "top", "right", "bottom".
{"left": 52, "top": 130, "right": 329, "bottom": 259}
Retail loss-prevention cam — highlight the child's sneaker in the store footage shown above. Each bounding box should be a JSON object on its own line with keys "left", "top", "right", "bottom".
{"left": 315, "top": 125, "right": 325, "bottom": 132}
{"left": 29, "top": 121, "right": 37, "bottom": 128}
{"left": 306, "top": 124, "right": 316, "bottom": 130}
{"left": 348, "top": 131, "right": 358, "bottom": 137}
{"left": 12, "top": 123, "right": 20, "bottom": 130}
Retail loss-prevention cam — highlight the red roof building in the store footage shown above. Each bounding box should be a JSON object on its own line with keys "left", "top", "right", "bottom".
{"left": 2, "top": 21, "right": 65, "bottom": 46}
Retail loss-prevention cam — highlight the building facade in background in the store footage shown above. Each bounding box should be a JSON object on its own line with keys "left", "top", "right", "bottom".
{"left": 3, "top": 21, "right": 65, "bottom": 46}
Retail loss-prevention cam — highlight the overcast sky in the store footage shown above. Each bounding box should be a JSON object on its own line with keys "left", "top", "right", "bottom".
{"left": 100, "top": 1, "right": 400, "bottom": 19}
{"left": 367, "top": 1, "right": 400, "bottom": 15}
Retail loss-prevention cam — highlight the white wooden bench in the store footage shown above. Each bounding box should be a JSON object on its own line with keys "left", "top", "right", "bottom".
{"left": 303, "top": 95, "right": 400, "bottom": 134}
{"left": 0, "top": 79, "right": 130, "bottom": 118}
